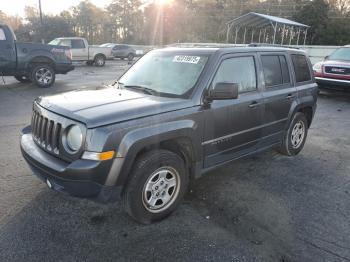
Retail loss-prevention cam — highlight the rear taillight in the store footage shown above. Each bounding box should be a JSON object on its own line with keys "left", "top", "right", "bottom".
{"left": 65, "top": 49, "right": 72, "bottom": 60}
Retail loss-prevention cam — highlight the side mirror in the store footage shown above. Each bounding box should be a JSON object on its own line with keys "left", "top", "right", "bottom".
{"left": 208, "top": 82, "right": 239, "bottom": 100}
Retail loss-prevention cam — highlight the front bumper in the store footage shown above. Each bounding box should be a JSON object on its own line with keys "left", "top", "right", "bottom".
{"left": 20, "top": 133, "right": 122, "bottom": 202}
{"left": 315, "top": 77, "right": 350, "bottom": 88}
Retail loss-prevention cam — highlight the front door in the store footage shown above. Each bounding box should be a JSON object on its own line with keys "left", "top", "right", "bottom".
{"left": 71, "top": 39, "right": 88, "bottom": 61}
{"left": 203, "top": 54, "right": 264, "bottom": 168}
{"left": 0, "top": 27, "right": 16, "bottom": 73}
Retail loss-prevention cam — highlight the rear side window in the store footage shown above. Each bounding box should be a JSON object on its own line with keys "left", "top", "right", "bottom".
{"left": 291, "top": 54, "right": 311, "bottom": 83}
{"left": 71, "top": 39, "right": 85, "bottom": 49}
{"left": 0, "top": 28, "right": 6, "bottom": 41}
{"left": 212, "top": 56, "right": 257, "bottom": 93}
{"left": 261, "top": 55, "right": 290, "bottom": 87}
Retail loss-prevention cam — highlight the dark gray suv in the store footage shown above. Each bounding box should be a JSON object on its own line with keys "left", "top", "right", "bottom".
{"left": 20, "top": 46, "right": 318, "bottom": 224}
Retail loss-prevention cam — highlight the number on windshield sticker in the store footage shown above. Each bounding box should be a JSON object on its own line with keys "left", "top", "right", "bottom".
{"left": 173, "top": 56, "right": 201, "bottom": 64}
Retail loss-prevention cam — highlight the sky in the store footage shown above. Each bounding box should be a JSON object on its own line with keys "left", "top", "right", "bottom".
{"left": 1, "top": 0, "right": 114, "bottom": 17}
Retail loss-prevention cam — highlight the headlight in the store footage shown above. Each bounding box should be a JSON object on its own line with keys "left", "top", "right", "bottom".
{"left": 313, "top": 62, "right": 323, "bottom": 73}
{"left": 66, "top": 125, "right": 83, "bottom": 152}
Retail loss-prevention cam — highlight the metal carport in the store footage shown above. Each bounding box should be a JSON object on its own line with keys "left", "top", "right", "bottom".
{"left": 226, "top": 12, "right": 310, "bottom": 45}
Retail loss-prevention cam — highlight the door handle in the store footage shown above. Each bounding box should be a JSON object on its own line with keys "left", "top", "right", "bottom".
{"left": 249, "top": 101, "right": 260, "bottom": 109}
{"left": 286, "top": 94, "right": 295, "bottom": 100}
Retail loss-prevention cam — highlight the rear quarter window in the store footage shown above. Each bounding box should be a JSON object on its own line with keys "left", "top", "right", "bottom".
{"left": 291, "top": 54, "right": 312, "bottom": 83}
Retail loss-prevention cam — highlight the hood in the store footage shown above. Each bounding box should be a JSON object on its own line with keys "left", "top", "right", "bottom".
{"left": 322, "top": 60, "right": 350, "bottom": 66}
{"left": 37, "top": 87, "right": 194, "bottom": 128}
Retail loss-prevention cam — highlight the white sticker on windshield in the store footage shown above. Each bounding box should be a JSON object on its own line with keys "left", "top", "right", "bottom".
{"left": 173, "top": 56, "right": 201, "bottom": 64}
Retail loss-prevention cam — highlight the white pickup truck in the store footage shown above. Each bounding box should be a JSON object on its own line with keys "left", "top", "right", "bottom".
{"left": 48, "top": 37, "right": 113, "bottom": 67}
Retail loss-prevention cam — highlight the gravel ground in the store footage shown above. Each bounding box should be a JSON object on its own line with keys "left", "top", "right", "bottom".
{"left": 0, "top": 60, "right": 349, "bottom": 262}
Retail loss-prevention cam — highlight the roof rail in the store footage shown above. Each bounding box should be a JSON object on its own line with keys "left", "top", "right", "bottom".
{"left": 248, "top": 43, "right": 300, "bottom": 49}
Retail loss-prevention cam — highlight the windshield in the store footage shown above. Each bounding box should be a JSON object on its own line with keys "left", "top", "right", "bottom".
{"left": 328, "top": 47, "right": 350, "bottom": 61}
{"left": 118, "top": 51, "right": 209, "bottom": 97}
{"left": 48, "top": 39, "right": 60, "bottom": 45}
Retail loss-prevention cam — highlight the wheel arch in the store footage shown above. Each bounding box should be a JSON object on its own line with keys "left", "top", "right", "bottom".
{"left": 287, "top": 99, "right": 316, "bottom": 129}
{"left": 106, "top": 120, "right": 201, "bottom": 188}
{"left": 26, "top": 55, "right": 55, "bottom": 70}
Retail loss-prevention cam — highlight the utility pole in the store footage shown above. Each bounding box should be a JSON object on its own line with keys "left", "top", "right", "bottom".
{"left": 39, "top": 0, "right": 44, "bottom": 43}
{"left": 39, "top": 0, "right": 43, "bottom": 24}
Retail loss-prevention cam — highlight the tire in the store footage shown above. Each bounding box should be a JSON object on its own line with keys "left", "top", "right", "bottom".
{"left": 94, "top": 55, "right": 105, "bottom": 67}
{"left": 14, "top": 75, "right": 31, "bottom": 83}
{"left": 123, "top": 149, "right": 189, "bottom": 224}
{"left": 31, "top": 64, "right": 55, "bottom": 88}
{"left": 278, "top": 112, "right": 309, "bottom": 156}
{"left": 127, "top": 53, "right": 134, "bottom": 61}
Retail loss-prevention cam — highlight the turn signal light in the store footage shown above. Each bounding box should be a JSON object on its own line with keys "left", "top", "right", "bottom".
{"left": 82, "top": 151, "right": 115, "bottom": 161}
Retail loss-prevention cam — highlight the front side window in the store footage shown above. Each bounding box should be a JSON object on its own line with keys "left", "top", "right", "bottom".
{"left": 0, "top": 28, "right": 6, "bottom": 41}
{"left": 71, "top": 39, "right": 85, "bottom": 49}
{"left": 291, "top": 54, "right": 311, "bottom": 83}
{"left": 119, "top": 51, "right": 209, "bottom": 97}
{"left": 212, "top": 56, "right": 257, "bottom": 93}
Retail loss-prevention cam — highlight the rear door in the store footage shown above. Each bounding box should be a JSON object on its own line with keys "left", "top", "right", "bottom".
{"left": 71, "top": 39, "right": 87, "bottom": 61}
{"left": 258, "top": 52, "right": 297, "bottom": 146}
{"left": 203, "top": 53, "right": 264, "bottom": 168}
{"left": 0, "top": 26, "right": 16, "bottom": 72}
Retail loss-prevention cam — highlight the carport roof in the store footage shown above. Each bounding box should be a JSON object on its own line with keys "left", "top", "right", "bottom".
{"left": 227, "top": 12, "right": 310, "bottom": 28}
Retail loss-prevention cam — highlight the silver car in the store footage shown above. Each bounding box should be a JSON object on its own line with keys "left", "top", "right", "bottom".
{"left": 100, "top": 43, "right": 137, "bottom": 61}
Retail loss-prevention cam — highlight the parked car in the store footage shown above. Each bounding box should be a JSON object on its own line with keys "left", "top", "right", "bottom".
{"left": 0, "top": 24, "right": 74, "bottom": 88}
{"left": 313, "top": 45, "right": 350, "bottom": 89}
{"left": 20, "top": 46, "right": 318, "bottom": 224}
{"left": 49, "top": 37, "right": 114, "bottom": 67}
{"left": 100, "top": 43, "right": 138, "bottom": 60}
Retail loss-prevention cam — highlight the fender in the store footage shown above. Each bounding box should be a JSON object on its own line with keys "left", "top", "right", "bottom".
{"left": 23, "top": 51, "right": 56, "bottom": 70}
{"left": 286, "top": 85, "right": 318, "bottom": 129}
{"left": 104, "top": 119, "right": 200, "bottom": 187}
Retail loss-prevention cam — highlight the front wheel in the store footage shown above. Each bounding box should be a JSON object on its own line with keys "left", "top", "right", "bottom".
{"left": 123, "top": 150, "right": 189, "bottom": 224}
{"left": 278, "top": 112, "right": 308, "bottom": 156}
{"left": 14, "top": 75, "right": 31, "bottom": 83}
{"left": 31, "top": 64, "right": 55, "bottom": 88}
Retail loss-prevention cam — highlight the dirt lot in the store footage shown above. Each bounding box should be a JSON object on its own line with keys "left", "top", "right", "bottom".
{"left": 0, "top": 60, "right": 349, "bottom": 262}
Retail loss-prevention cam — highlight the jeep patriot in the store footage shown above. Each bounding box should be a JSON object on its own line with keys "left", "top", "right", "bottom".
{"left": 20, "top": 47, "right": 318, "bottom": 223}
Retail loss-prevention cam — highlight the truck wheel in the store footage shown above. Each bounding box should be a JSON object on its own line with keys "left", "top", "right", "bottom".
{"left": 127, "top": 53, "right": 134, "bottom": 61}
{"left": 94, "top": 55, "right": 105, "bottom": 67}
{"left": 278, "top": 112, "right": 308, "bottom": 156}
{"left": 31, "top": 64, "right": 55, "bottom": 88}
{"left": 14, "top": 75, "right": 31, "bottom": 83}
{"left": 123, "top": 149, "right": 189, "bottom": 224}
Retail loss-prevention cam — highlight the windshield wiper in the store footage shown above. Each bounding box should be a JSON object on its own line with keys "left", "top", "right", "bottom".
{"left": 123, "top": 85, "right": 158, "bottom": 96}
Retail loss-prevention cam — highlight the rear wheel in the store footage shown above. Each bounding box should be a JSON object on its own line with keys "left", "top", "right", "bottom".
{"left": 94, "top": 55, "right": 105, "bottom": 67}
{"left": 278, "top": 112, "right": 308, "bottom": 156}
{"left": 123, "top": 149, "right": 188, "bottom": 224}
{"left": 14, "top": 75, "right": 31, "bottom": 83}
{"left": 31, "top": 64, "right": 55, "bottom": 88}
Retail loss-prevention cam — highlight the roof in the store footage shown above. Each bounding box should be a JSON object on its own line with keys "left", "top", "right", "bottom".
{"left": 159, "top": 46, "right": 306, "bottom": 56}
{"left": 227, "top": 12, "right": 309, "bottom": 28}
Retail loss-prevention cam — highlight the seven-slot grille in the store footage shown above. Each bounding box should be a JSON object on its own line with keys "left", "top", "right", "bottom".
{"left": 31, "top": 110, "right": 62, "bottom": 155}
{"left": 324, "top": 66, "right": 350, "bottom": 75}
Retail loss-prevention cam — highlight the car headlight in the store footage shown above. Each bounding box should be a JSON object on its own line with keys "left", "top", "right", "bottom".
{"left": 66, "top": 125, "right": 83, "bottom": 152}
{"left": 313, "top": 62, "right": 323, "bottom": 73}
